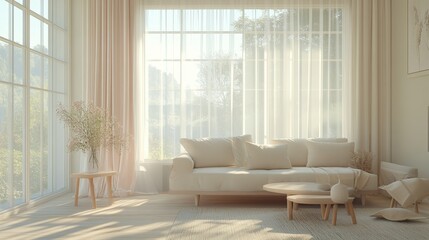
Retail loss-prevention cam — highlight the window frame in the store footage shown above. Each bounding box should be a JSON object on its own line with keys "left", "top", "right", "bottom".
{"left": 0, "top": 0, "right": 69, "bottom": 213}
{"left": 142, "top": 3, "right": 349, "bottom": 161}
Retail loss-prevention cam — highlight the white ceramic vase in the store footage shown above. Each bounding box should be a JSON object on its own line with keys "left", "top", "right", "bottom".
{"left": 330, "top": 180, "right": 349, "bottom": 203}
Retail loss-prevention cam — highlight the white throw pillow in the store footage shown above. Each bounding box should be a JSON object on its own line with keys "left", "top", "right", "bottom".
{"left": 306, "top": 141, "right": 354, "bottom": 167}
{"left": 271, "top": 138, "right": 348, "bottom": 167}
{"left": 270, "top": 139, "right": 308, "bottom": 167}
{"left": 232, "top": 134, "right": 252, "bottom": 167}
{"left": 245, "top": 142, "right": 291, "bottom": 170}
{"left": 371, "top": 208, "right": 426, "bottom": 221}
{"left": 180, "top": 138, "right": 235, "bottom": 168}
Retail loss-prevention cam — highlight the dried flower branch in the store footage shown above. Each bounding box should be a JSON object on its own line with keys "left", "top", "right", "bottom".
{"left": 57, "top": 101, "right": 126, "bottom": 168}
{"left": 350, "top": 151, "right": 373, "bottom": 173}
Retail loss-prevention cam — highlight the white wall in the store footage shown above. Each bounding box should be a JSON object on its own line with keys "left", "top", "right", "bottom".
{"left": 391, "top": 1, "right": 429, "bottom": 178}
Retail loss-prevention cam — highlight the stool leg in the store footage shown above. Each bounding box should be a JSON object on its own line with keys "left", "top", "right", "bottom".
{"left": 324, "top": 204, "right": 331, "bottom": 220}
{"left": 195, "top": 195, "right": 200, "bottom": 206}
{"left": 107, "top": 175, "right": 113, "bottom": 204}
{"left": 89, "top": 177, "right": 96, "bottom": 209}
{"left": 415, "top": 202, "right": 419, "bottom": 213}
{"left": 320, "top": 204, "right": 326, "bottom": 219}
{"left": 287, "top": 200, "right": 293, "bottom": 220}
{"left": 346, "top": 203, "right": 351, "bottom": 215}
{"left": 74, "top": 178, "right": 80, "bottom": 207}
{"left": 332, "top": 204, "right": 338, "bottom": 226}
{"left": 347, "top": 201, "right": 357, "bottom": 224}
{"left": 294, "top": 203, "right": 299, "bottom": 210}
{"left": 361, "top": 194, "right": 366, "bottom": 207}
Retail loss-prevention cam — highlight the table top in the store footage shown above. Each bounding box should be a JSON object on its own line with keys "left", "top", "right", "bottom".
{"left": 287, "top": 194, "right": 354, "bottom": 204}
{"left": 72, "top": 171, "right": 117, "bottom": 178}
{"left": 263, "top": 182, "right": 331, "bottom": 195}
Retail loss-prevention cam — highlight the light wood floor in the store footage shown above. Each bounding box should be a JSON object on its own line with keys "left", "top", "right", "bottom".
{"left": 0, "top": 193, "right": 427, "bottom": 239}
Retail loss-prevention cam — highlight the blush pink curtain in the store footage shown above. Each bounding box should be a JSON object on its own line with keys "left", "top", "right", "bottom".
{"left": 83, "top": 0, "right": 136, "bottom": 197}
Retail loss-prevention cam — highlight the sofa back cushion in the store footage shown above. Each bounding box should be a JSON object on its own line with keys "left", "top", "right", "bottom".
{"left": 232, "top": 134, "right": 252, "bottom": 167}
{"left": 245, "top": 142, "right": 291, "bottom": 170}
{"left": 270, "top": 138, "right": 347, "bottom": 167}
{"left": 180, "top": 138, "right": 235, "bottom": 168}
{"left": 306, "top": 141, "right": 355, "bottom": 167}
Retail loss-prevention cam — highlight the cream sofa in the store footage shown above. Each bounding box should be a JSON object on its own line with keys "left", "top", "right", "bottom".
{"left": 169, "top": 136, "right": 378, "bottom": 206}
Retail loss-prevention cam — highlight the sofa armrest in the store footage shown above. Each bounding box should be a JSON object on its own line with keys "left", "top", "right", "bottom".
{"left": 171, "top": 153, "right": 194, "bottom": 175}
{"left": 380, "top": 161, "right": 418, "bottom": 186}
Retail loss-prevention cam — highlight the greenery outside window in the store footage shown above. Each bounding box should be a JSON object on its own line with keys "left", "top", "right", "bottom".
{"left": 0, "top": 0, "right": 69, "bottom": 212}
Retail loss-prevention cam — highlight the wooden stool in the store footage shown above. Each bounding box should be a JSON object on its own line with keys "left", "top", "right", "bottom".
{"left": 287, "top": 195, "right": 357, "bottom": 226}
{"left": 72, "top": 171, "right": 116, "bottom": 209}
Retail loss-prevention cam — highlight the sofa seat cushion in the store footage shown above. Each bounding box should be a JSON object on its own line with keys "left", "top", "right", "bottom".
{"left": 169, "top": 167, "right": 378, "bottom": 192}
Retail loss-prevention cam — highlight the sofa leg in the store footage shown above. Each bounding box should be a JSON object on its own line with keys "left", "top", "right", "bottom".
{"left": 195, "top": 195, "right": 200, "bottom": 206}
{"left": 361, "top": 194, "right": 366, "bottom": 207}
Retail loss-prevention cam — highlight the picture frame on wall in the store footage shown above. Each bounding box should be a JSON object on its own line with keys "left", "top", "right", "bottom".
{"left": 408, "top": 0, "right": 429, "bottom": 74}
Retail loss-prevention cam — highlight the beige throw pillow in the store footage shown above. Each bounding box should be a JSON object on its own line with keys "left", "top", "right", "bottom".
{"left": 271, "top": 138, "right": 348, "bottom": 167}
{"left": 270, "top": 139, "right": 309, "bottom": 167}
{"left": 180, "top": 138, "right": 235, "bottom": 168}
{"left": 306, "top": 141, "right": 354, "bottom": 167}
{"left": 232, "top": 134, "right": 252, "bottom": 167}
{"left": 245, "top": 142, "right": 291, "bottom": 170}
{"left": 371, "top": 208, "right": 426, "bottom": 221}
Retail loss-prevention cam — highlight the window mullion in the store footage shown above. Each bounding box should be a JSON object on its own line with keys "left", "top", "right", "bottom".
{"left": 318, "top": 8, "right": 323, "bottom": 137}
{"left": 297, "top": 8, "right": 302, "bottom": 137}
{"left": 24, "top": 0, "right": 31, "bottom": 205}
{"left": 39, "top": 91, "right": 44, "bottom": 197}
{"left": 7, "top": 85, "right": 14, "bottom": 207}
{"left": 180, "top": 9, "right": 186, "bottom": 141}
{"left": 327, "top": 8, "right": 332, "bottom": 137}
{"left": 241, "top": 9, "right": 245, "bottom": 135}
{"left": 230, "top": 61, "right": 233, "bottom": 135}
{"left": 306, "top": 9, "right": 312, "bottom": 136}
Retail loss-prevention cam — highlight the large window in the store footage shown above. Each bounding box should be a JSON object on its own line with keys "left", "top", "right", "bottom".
{"left": 144, "top": 4, "right": 347, "bottom": 160}
{"left": 0, "top": 0, "right": 68, "bottom": 211}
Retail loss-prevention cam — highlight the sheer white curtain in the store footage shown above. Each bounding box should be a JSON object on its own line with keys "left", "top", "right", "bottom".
{"left": 133, "top": 0, "right": 391, "bottom": 186}
{"left": 79, "top": 0, "right": 138, "bottom": 197}
{"left": 134, "top": 0, "right": 350, "bottom": 162}
{"left": 133, "top": 0, "right": 159, "bottom": 193}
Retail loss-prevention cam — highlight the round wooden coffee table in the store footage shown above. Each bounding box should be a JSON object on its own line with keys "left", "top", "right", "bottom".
{"left": 263, "top": 182, "right": 331, "bottom": 210}
{"left": 263, "top": 182, "right": 331, "bottom": 195}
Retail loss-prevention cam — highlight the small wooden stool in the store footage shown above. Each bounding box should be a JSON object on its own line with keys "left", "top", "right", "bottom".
{"left": 287, "top": 195, "right": 357, "bottom": 226}
{"left": 72, "top": 171, "right": 116, "bottom": 209}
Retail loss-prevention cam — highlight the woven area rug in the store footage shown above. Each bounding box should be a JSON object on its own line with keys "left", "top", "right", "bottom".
{"left": 167, "top": 206, "right": 429, "bottom": 240}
